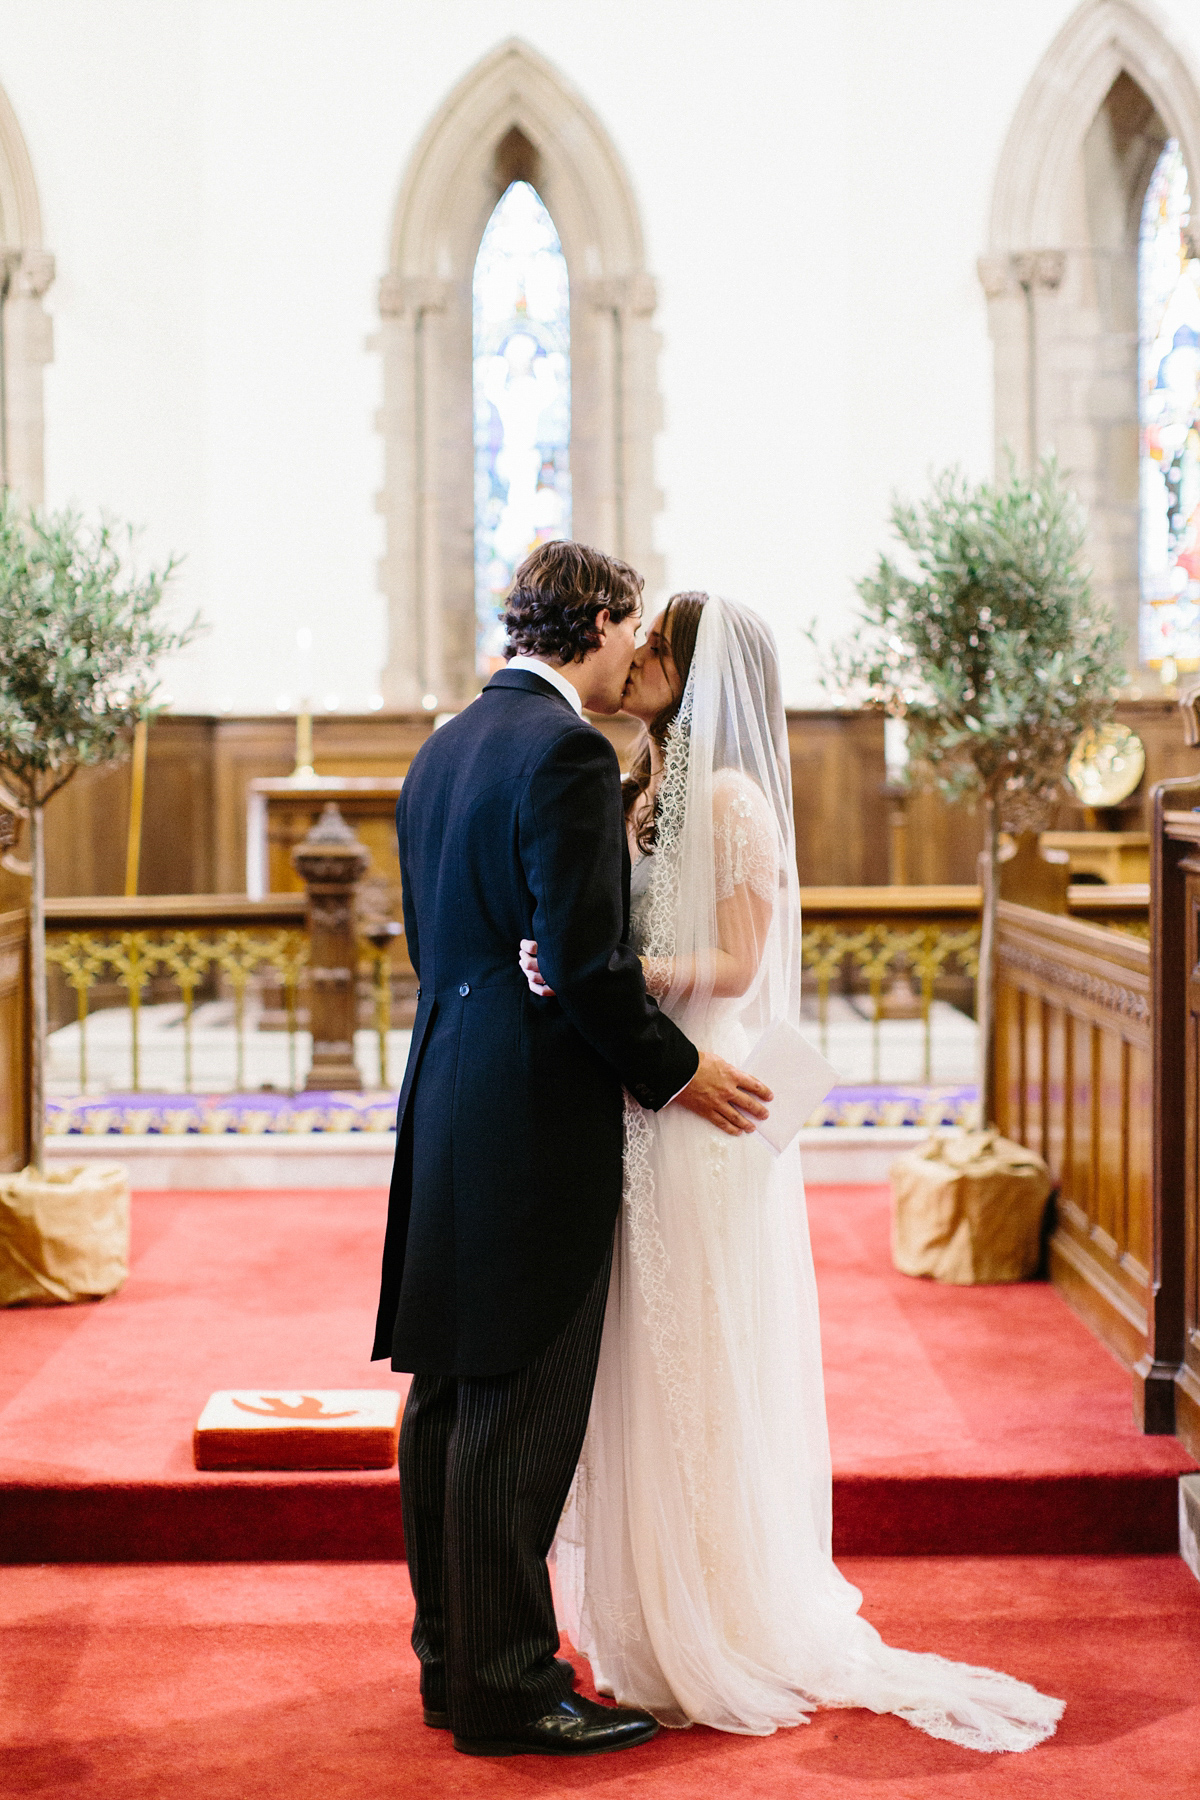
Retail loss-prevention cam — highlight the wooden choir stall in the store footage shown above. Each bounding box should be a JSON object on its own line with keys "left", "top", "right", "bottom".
{"left": 994, "top": 778, "right": 1200, "bottom": 1461}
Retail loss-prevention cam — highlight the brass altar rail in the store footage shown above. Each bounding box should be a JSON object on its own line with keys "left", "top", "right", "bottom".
{"left": 43, "top": 893, "right": 415, "bottom": 1098}
{"left": 798, "top": 887, "right": 981, "bottom": 1082}
{"left": 36, "top": 883, "right": 1150, "bottom": 1101}
{"left": 45, "top": 896, "right": 311, "bottom": 1095}
{"left": 796, "top": 885, "right": 1148, "bottom": 1081}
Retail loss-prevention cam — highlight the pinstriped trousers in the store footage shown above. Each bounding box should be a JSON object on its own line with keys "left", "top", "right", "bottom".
{"left": 398, "top": 1243, "right": 613, "bottom": 1739}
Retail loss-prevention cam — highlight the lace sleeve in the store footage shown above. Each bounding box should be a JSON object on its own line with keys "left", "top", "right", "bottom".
{"left": 712, "top": 770, "right": 779, "bottom": 903}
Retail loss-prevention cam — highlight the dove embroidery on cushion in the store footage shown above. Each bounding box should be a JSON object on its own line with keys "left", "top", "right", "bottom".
{"left": 231, "top": 1395, "right": 358, "bottom": 1420}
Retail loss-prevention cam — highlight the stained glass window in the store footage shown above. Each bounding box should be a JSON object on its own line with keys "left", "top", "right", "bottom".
{"left": 1139, "top": 140, "right": 1200, "bottom": 673}
{"left": 472, "top": 180, "right": 571, "bottom": 673}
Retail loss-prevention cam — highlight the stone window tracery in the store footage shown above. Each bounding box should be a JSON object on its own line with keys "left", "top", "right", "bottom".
{"left": 377, "top": 40, "right": 663, "bottom": 710}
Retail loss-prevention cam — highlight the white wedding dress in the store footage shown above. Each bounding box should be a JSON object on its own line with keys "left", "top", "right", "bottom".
{"left": 555, "top": 598, "right": 1063, "bottom": 1752}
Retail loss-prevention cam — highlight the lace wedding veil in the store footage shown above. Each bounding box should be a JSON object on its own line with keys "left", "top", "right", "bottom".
{"left": 556, "top": 596, "right": 1064, "bottom": 1753}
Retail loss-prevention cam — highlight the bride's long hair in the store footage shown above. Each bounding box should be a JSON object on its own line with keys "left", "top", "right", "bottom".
{"left": 621, "top": 591, "right": 706, "bottom": 854}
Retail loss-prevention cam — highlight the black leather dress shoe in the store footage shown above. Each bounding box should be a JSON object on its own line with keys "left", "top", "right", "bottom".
{"left": 453, "top": 1691, "right": 659, "bottom": 1757}
{"left": 423, "top": 1658, "right": 576, "bottom": 1730}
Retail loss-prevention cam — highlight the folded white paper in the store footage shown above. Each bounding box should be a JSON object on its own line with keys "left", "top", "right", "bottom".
{"left": 742, "top": 1017, "right": 839, "bottom": 1155}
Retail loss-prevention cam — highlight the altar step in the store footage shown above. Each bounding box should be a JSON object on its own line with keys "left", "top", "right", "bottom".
{"left": 43, "top": 1125, "right": 945, "bottom": 1188}
{"left": 0, "top": 1466, "right": 1183, "bottom": 1564}
{"left": 1, "top": 1185, "right": 1192, "bottom": 1565}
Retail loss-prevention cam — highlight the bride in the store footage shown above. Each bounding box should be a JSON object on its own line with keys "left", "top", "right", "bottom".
{"left": 523, "top": 591, "right": 1063, "bottom": 1753}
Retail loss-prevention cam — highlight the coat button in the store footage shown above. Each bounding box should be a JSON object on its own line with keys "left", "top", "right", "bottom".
{"left": 459, "top": 982, "right": 470, "bottom": 997}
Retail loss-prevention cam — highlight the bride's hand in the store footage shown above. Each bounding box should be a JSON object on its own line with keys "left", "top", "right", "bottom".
{"left": 519, "top": 938, "right": 555, "bottom": 997}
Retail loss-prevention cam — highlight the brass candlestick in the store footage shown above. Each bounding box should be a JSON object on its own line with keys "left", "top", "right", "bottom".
{"left": 124, "top": 718, "right": 149, "bottom": 896}
{"left": 292, "top": 709, "right": 315, "bottom": 781}
{"left": 365, "top": 920, "right": 404, "bottom": 1088}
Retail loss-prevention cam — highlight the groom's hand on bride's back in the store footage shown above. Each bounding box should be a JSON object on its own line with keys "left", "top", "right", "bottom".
{"left": 673, "top": 1054, "right": 771, "bottom": 1136}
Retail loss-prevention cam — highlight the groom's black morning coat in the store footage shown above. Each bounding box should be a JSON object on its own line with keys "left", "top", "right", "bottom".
{"left": 372, "top": 668, "right": 699, "bottom": 1377}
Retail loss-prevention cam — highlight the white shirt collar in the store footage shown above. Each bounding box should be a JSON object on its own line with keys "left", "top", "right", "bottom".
{"left": 505, "top": 655, "right": 584, "bottom": 717}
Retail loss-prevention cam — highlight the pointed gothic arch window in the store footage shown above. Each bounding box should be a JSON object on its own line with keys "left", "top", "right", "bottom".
{"left": 378, "top": 41, "right": 662, "bottom": 709}
{"left": 1138, "top": 141, "right": 1200, "bottom": 675}
{"left": 472, "top": 181, "right": 571, "bottom": 673}
{"left": 980, "top": 2, "right": 1200, "bottom": 673}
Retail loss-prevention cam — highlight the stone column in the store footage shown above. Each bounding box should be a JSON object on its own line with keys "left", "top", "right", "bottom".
{"left": 2, "top": 249, "right": 55, "bottom": 506}
{"left": 292, "top": 803, "right": 370, "bottom": 1091}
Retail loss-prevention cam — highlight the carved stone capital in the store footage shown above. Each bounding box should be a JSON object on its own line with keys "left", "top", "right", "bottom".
{"left": 976, "top": 255, "right": 1016, "bottom": 299}
{"left": 1009, "top": 249, "right": 1066, "bottom": 293}
{"left": 624, "top": 271, "right": 658, "bottom": 317}
{"left": 14, "top": 249, "right": 55, "bottom": 299}
{"left": 378, "top": 272, "right": 452, "bottom": 319}
{"left": 577, "top": 272, "right": 658, "bottom": 316}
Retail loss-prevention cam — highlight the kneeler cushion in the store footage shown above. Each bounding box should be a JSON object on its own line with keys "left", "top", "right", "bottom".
{"left": 194, "top": 1389, "right": 402, "bottom": 1470}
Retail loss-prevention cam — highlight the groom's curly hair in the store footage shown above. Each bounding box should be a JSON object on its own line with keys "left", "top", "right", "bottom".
{"left": 502, "top": 541, "right": 643, "bottom": 664}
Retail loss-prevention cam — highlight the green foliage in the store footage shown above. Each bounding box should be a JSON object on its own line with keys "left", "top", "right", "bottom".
{"left": 0, "top": 497, "right": 198, "bottom": 807}
{"left": 824, "top": 458, "right": 1126, "bottom": 829}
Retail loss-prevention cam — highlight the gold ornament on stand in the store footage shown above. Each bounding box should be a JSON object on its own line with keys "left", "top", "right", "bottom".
{"left": 1065, "top": 724, "right": 1145, "bottom": 817}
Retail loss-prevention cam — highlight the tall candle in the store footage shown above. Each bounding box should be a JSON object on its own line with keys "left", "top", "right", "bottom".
{"left": 884, "top": 717, "right": 910, "bottom": 779}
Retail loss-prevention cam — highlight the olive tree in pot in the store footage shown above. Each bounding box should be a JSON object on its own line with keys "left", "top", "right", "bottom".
{"left": 0, "top": 500, "right": 194, "bottom": 1302}
{"left": 822, "top": 458, "right": 1125, "bottom": 1123}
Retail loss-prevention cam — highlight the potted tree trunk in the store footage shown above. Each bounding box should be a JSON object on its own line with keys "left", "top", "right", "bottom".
{"left": 0, "top": 499, "right": 194, "bottom": 1304}
{"left": 823, "top": 457, "right": 1125, "bottom": 1124}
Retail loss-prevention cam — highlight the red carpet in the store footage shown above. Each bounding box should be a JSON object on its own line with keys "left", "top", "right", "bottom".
{"left": 2, "top": 1557, "right": 1199, "bottom": 1798}
{"left": 0, "top": 1185, "right": 1191, "bottom": 1561}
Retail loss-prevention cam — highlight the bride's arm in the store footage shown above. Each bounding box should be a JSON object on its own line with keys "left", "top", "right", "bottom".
{"left": 641, "top": 774, "right": 778, "bottom": 1000}
{"left": 522, "top": 888, "right": 770, "bottom": 1002}
{"left": 520, "top": 774, "right": 779, "bottom": 1003}
{"left": 640, "top": 881, "right": 773, "bottom": 1000}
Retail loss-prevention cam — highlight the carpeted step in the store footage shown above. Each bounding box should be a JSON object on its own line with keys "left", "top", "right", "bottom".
{"left": 0, "top": 1187, "right": 1192, "bottom": 1563}
{"left": 0, "top": 1467, "right": 1183, "bottom": 1563}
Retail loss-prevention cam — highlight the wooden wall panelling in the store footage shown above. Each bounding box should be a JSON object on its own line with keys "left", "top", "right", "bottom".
{"left": 29, "top": 699, "right": 1189, "bottom": 906}
{"left": 1044, "top": 996, "right": 1068, "bottom": 1186}
{"left": 994, "top": 965, "right": 1021, "bottom": 1142}
{"left": 0, "top": 908, "right": 30, "bottom": 1172}
{"left": 1150, "top": 779, "right": 1200, "bottom": 1442}
{"left": 211, "top": 715, "right": 440, "bottom": 893}
{"left": 43, "top": 760, "right": 128, "bottom": 897}
{"left": 1094, "top": 1025, "right": 1125, "bottom": 1264}
{"left": 1068, "top": 1012, "right": 1093, "bottom": 1235}
{"left": 785, "top": 711, "right": 890, "bottom": 887}
{"left": 994, "top": 901, "right": 1152, "bottom": 1388}
{"left": 1157, "top": 781, "right": 1200, "bottom": 1457}
{"left": 5, "top": 717, "right": 217, "bottom": 902}
{"left": 906, "top": 787, "right": 986, "bottom": 886}
{"left": 1023, "top": 985, "right": 1045, "bottom": 1162}
{"left": 1177, "top": 852, "right": 1200, "bottom": 1456}
{"left": 213, "top": 719, "right": 298, "bottom": 896}
{"left": 138, "top": 717, "right": 215, "bottom": 895}
{"left": 1187, "top": 882, "right": 1200, "bottom": 1454}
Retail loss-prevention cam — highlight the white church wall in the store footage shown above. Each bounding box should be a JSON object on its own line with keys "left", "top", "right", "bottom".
{"left": 0, "top": 0, "right": 1197, "bottom": 710}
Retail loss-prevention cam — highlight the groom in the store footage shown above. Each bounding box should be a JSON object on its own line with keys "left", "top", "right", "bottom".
{"left": 373, "top": 540, "right": 770, "bottom": 1758}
